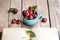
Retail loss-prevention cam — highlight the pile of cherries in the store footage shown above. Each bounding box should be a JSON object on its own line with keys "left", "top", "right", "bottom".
{"left": 8, "top": 6, "right": 47, "bottom": 25}
{"left": 8, "top": 8, "right": 22, "bottom": 24}
{"left": 8, "top": 8, "right": 18, "bottom": 14}
{"left": 22, "top": 7, "right": 37, "bottom": 20}
{"left": 22, "top": 6, "right": 47, "bottom": 22}
{"left": 11, "top": 19, "right": 22, "bottom": 24}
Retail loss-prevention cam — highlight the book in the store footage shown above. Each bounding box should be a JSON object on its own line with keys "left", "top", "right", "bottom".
{"left": 2, "top": 27, "right": 59, "bottom": 40}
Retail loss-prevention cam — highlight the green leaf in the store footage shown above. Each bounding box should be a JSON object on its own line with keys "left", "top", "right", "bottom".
{"left": 8, "top": 8, "right": 14, "bottom": 13}
{"left": 26, "top": 30, "right": 36, "bottom": 37}
{"left": 31, "top": 6, "right": 37, "bottom": 11}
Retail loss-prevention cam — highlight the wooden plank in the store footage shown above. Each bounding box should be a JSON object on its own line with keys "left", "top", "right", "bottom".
{"left": 37, "top": 0, "right": 50, "bottom": 27}
{"left": 21, "top": 0, "right": 41, "bottom": 28}
{"left": 9, "top": 0, "right": 21, "bottom": 28}
{"left": 0, "top": 0, "right": 10, "bottom": 32}
{"left": 48, "top": 0, "right": 60, "bottom": 37}
{"left": 48, "top": 0, "right": 60, "bottom": 29}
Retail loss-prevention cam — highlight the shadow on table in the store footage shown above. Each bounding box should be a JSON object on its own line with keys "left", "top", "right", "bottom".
{"left": 59, "top": 35, "right": 60, "bottom": 40}
{"left": 0, "top": 32, "right": 2, "bottom": 40}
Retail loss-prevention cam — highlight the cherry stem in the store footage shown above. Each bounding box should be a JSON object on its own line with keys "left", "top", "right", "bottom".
{"left": 29, "top": 35, "right": 32, "bottom": 40}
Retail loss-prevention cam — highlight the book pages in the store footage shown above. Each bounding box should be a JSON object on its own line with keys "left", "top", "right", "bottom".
{"left": 2, "top": 27, "right": 59, "bottom": 40}
{"left": 32, "top": 27, "right": 59, "bottom": 40}
{"left": 2, "top": 28, "right": 30, "bottom": 40}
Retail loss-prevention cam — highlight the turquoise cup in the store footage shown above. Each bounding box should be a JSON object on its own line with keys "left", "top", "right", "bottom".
{"left": 23, "top": 13, "right": 42, "bottom": 26}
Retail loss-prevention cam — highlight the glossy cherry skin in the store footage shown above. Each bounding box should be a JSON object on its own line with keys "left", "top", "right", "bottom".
{"left": 16, "top": 20, "right": 21, "bottom": 24}
{"left": 13, "top": 8, "right": 18, "bottom": 14}
{"left": 24, "top": 10, "right": 30, "bottom": 17}
{"left": 28, "top": 15, "right": 33, "bottom": 20}
{"left": 41, "top": 18, "right": 47, "bottom": 23}
{"left": 33, "top": 13, "right": 37, "bottom": 19}
{"left": 29, "top": 11, "right": 33, "bottom": 15}
{"left": 11, "top": 19, "right": 16, "bottom": 24}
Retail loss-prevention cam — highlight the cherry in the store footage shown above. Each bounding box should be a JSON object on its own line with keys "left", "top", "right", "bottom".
{"left": 16, "top": 20, "right": 22, "bottom": 24}
{"left": 41, "top": 18, "right": 47, "bottom": 23}
{"left": 29, "top": 11, "right": 33, "bottom": 15}
{"left": 33, "top": 11, "right": 37, "bottom": 14}
{"left": 11, "top": 19, "right": 16, "bottom": 24}
{"left": 13, "top": 8, "right": 18, "bottom": 14}
{"left": 25, "top": 12, "right": 30, "bottom": 17}
{"left": 28, "top": 15, "right": 33, "bottom": 20}
{"left": 25, "top": 10, "right": 29, "bottom": 13}
{"left": 33, "top": 13, "right": 37, "bottom": 19}
{"left": 25, "top": 10, "right": 30, "bottom": 17}
{"left": 22, "top": 8, "right": 38, "bottom": 20}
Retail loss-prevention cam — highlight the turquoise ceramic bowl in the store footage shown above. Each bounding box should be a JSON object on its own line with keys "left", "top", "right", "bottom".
{"left": 23, "top": 13, "right": 42, "bottom": 26}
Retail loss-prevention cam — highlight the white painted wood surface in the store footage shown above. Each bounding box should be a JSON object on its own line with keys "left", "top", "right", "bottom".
{"left": 10, "top": 0, "right": 21, "bottom": 28}
{"left": 48, "top": 0, "right": 60, "bottom": 30}
{"left": 0, "top": 0, "right": 10, "bottom": 32}
{"left": 48, "top": 0, "right": 60, "bottom": 37}
{"left": 37, "top": 0, "right": 50, "bottom": 27}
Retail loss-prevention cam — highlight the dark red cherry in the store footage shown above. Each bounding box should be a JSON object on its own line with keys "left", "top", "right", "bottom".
{"left": 41, "top": 18, "right": 47, "bottom": 23}
{"left": 11, "top": 19, "right": 16, "bottom": 24}
{"left": 13, "top": 8, "right": 18, "bottom": 14}
{"left": 28, "top": 15, "right": 33, "bottom": 20}
{"left": 16, "top": 20, "right": 22, "bottom": 24}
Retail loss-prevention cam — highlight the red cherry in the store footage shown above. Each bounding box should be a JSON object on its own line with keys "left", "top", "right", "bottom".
{"left": 25, "top": 10, "right": 30, "bottom": 17}
{"left": 28, "top": 15, "right": 33, "bottom": 20}
{"left": 41, "top": 18, "right": 47, "bottom": 23}
{"left": 13, "top": 8, "right": 18, "bottom": 14}
{"left": 29, "top": 11, "right": 33, "bottom": 15}
{"left": 33, "top": 13, "right": 37, "bottom": 19}
{"left": 33, "top": 11, "right": 37, "bottom": 14}
{"left": 11, "top": 19, "right": 16, "bottom": 24}
{"left": 23, "top": 10, "right": 28, "bottom": 16}
{"left": 25, "top": 10, "right": 29, "bottom": 13}
{"left": 16, "top": 20, "right": 21, "bottom": 24}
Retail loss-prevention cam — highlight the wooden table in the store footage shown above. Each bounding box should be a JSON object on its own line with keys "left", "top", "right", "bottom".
{"left": 0, "top": 0, "right": 60, "bottom": 32}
